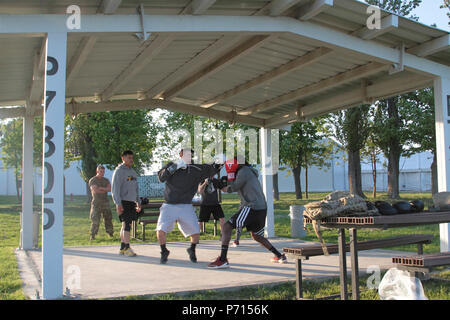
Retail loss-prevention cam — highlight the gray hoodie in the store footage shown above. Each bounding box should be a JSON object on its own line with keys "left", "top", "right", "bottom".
{"left": 226, "top": 165, "right": 267, "bottom": 210}
{"left": 111, "top": 163, "right": 140, "bottom": 205}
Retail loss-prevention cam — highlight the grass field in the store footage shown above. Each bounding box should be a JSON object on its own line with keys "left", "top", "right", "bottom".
{"left": 0, "top": 192, "right": 449, "bottom": 300}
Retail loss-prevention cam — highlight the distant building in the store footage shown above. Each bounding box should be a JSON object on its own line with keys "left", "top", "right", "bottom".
{"left": 0, "top": 148, "right": 434, "bottom": 196}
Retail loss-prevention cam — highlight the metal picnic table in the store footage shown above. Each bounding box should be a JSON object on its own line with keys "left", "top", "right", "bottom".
{"left": 304, "top": 211, "right": 450, "bottom": 300}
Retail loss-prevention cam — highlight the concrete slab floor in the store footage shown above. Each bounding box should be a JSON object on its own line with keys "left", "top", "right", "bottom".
{"left": 16, "top": 238, "right": 411, "bottom": 299}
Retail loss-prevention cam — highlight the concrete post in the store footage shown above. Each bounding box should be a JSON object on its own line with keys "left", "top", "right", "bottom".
{"left": 41, "top": 32, "right": 67, "bottom": 299}
{"left": 434, "top": 76, "right": 450, "bottom": 252}
{"left": 21, "top": 114, "right": 34, "bottom": 249}
{"left": 260, "top": 128, "right": 279, "bottom": 238}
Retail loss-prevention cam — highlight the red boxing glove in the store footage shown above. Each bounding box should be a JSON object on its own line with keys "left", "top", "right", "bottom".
{"left": 225, "top": 158, "right": 239, "bottom": 181}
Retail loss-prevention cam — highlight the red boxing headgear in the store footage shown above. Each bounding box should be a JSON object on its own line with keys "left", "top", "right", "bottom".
{"left": 225, "top": 158, "right": 239, "bottom": 181}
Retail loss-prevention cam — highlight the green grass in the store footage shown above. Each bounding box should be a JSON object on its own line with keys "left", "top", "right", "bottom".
{"left": 0, "top": 192, "right": 449, "bottom": 300}
{"left": 121, "top": 272, "right": 450, "bottom": 300}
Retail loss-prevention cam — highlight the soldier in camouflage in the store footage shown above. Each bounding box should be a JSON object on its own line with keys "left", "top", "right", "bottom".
{"left": 89, "top": 165, "right": 114, "bottom": 240}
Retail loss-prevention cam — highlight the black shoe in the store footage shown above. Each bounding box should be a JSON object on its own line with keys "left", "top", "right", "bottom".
{"left": 187, "top": 247, "right": 197, "bottom": 263}
{"left": 160, "top": 250, "right": 170, "bottom": 264}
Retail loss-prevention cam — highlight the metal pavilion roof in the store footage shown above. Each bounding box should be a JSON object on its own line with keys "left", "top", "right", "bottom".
{"left": 0, "top": 0, "right": 449, "bottom": 128}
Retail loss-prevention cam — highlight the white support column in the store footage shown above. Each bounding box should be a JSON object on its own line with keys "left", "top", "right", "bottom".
{"left": 260, "top": 128, "right": 279, "bottom": 238}
{"left": 434, "top": 76, "right": 450, "bottom": 252}
{"left": 41, "top": 32, "right": 67, "bottom": 299}
{"left": 20, "top": 114, "right": 34, "bottom": 250}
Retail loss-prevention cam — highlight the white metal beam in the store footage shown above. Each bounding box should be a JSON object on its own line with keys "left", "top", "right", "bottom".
{"left": 240, "top": 61, "right": 388, "bottom": 115}
{"left": 0, "top": 14, "right": 449, "bottom": 77}
{"left": 260, "top": 127, "right": 278, "bottom": 238}
{"left": 407, "top": 35, "right": 450, "bottom": 57}
{"left": 101, "top": 33, "right": 177, "bottom": 101}
{"left": 298, "top": 0, "right": 333, "bottom": 21}
{"left": 434, "top": 76, "right": 450, "bottom": 252}
{"left": 66, "top": 36, "right": 97, "bottom": 85}
{"left": 355, "top": 14, "right": 398, "bottom": 40}
{"left": 270, "top": 0, "right": 302, "bottom": 16}
{"left": 99, "top": 0, "right": 122, "bottom": 14}
{"left": 146, "top": 34, "right": 245, "bottom": 99}
{"left": 41, "top": 32, "right": 67, "bottom": 300}
{"left": 191, "top": 0, "right": 217, "bottom": 14}
{"left": 21, "top": 114, "right": 34, "bottom": 250}
{"left": 162, "top": 35, "right": 277, "bottom": 99}
{"left": 67, "top": 99, "right": 265, "bottom": 127}
{"left": 202, "top": 47, "right": 333, "bottom": 108}
{"left": 26, "top": 38, "right": 46, "bottom": 116}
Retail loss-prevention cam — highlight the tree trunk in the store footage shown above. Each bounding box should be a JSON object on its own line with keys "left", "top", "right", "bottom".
{"left": 273, "top": 172, "right": 279, "bottom": 201}
{"left": 305, "top": 152, "right": 309, "bottom": 199}
{"left": 305, "top": 165, "right": 309, "bottom": 199}
{"left": 293, "top": 166, "right": 302, "bottom": 199}
{"left": 387, "top": 151, "right": 400, "bottom": 199}
{"left": 86, "top": 181, "right": 92, "bottom": 203}
{"left": 347, "top": 148, "right": 365, "bottom": 198}
{"left": 386, "top": 98, "right": 401, "bottom": 199}
{"left": 15, "top": 170, "right": 21, "bottom": 203}
{"left": 431, "top": 151, "right": 438, "bottom": 195}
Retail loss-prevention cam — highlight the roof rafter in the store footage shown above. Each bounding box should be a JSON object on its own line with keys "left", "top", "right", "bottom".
{"left": 26, "top": 37, "right": 46, "bottom": 116}
{"left": 240, "top": 61, "right": 389, "bottom": 115}
{"left": 202, "top": 46, "right": 333, "bottom": 108}
{"left": 161, "top": 34, "right": 278, "bottom": 100}
{"left": 406, "top": 34, "right": 450, "bottom": 57}
{"left": 270, "top": 0, "right": 302, "bottom": 16}
{"left": 66, "top": 35, "right": 97, "bottom": 85}
{"left": 191, "top": 0, "right": 217, "bottom": 14}
{"left": 101, "top": 33, "right": 177, "bottom": 101}
{"left": 145, "top": 34, "right": 246, "bottom": 99}
{"left": 265, "top": 73, "right": 432, "bottom": 128}
{"left": 99, "top": 0, "right": 122, "bottom": 14}
{"left": 298, "top": 0, "right": 334, "bottom": 21}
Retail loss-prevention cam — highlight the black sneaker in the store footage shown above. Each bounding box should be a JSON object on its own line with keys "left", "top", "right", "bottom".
{"left": 187, "top": 247, "right": 197, "bottom": 263}
{"left": 160, "top": 250, "right": 170, "bottom": 264}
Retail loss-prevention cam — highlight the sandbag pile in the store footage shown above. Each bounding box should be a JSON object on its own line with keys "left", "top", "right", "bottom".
{"left": 303, "top": 191, "right": 379, "bottom": 221}
{"left": 303, "top": 191, "right": 379, "bottom": 255}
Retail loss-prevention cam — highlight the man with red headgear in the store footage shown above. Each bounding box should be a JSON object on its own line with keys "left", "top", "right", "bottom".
{"left": 207, "top": 156, "right": 287, "bottom": 268}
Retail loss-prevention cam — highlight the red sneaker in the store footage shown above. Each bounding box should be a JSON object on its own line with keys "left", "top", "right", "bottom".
{"left": 231, "top": 240, "right": 239, "bottom": 248}
{"left": 207, "top": 257, "right": 230, "bottom": 269}
{"left": 271, "top": 254, "right": 287, "bottom": 264}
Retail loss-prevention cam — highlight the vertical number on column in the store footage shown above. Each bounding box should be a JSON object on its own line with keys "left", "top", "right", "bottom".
{"left": 43, "top": 56, "right": 59, "bottom": 231}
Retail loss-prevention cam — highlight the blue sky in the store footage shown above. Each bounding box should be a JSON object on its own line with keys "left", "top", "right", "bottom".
{"left": 412, "top": 0, "right": 449, "bottom": 31}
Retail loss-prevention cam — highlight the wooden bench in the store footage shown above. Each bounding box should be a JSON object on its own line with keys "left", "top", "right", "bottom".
{"left": 283, "top": 234, "right": 433, "bottom": 300}
{"left": 392, "top": 251, "right": 450, "bottom": 275}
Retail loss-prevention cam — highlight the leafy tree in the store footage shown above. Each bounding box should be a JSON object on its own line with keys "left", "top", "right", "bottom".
{"left": 326, "top": 106, "right": 371, "bottom": 198}
{"left": 0, "top": 117, "right": 43, "bottom": 202}
{"left": 399, "top": 88, "right": 437, "bottom": 193}
{"left": 441, "top": 0, "right": 450, "bottom": 25}
{"left": 364, "top": 0, "right": 422, "bottom": 198}
{"left": 66, "top": 109, "right": 158, "bottom": 201}
{"left": 280, "top": 118, "right": 332, "bottom": 199}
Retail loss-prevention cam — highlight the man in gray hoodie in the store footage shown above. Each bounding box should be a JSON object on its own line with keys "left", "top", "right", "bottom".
{"left": 111, "top": 150, "right": 141, "bottom": 257}
{"left": 208, "top": 157, "right": 286, "bottom": 269}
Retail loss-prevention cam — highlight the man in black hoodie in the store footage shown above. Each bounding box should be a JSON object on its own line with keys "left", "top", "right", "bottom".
{"left": 157, "top": 148, "right": 221, "bottom": 264}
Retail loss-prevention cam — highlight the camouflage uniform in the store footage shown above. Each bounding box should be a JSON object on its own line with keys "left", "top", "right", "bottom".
{"left": 89, "top": 176, "right": 114, "bottom": 237}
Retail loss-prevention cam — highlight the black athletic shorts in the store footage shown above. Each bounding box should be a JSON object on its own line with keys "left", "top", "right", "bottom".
{"left": 198, "top": 204, "right": 225, "bottom": 222}
{"left": 227, "top": 206, "right": 266, "bottom": 236}
{"left": 119, "top": 200, "right": 138, "bottom": 224}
